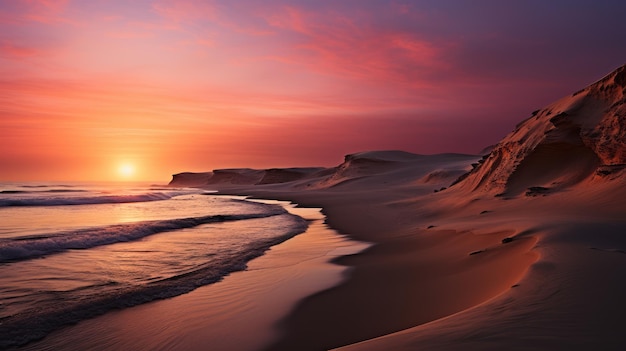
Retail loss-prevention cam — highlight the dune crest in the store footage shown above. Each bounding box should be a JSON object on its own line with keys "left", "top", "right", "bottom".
{"left": 456, "top": 64, "right": 626, "bottom": 196}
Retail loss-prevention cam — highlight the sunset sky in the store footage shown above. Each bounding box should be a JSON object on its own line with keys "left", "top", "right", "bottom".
{"left": 2, "top": 0, "right": 626, "bottom": 182}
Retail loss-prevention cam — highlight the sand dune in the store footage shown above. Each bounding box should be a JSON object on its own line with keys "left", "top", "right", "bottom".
{"left": 333, "top": 64, "right": 626, "bottom": 350}
{"left": 166, "top": 64, "right": 626, "bottom": 350}
{"left": 458, "top": 64, "right": 626, "bottom": 197}
{"left": 170, "top": 168, "right": 264, "bottom": 186}
{"left": 170, "top": 167, "right": 325, "bottom": 187}
{"left": 171, "top": 151, "right": 479, "bottom": 192}
{"left": 257, "top": 168, "right": 325, "bottom": 185}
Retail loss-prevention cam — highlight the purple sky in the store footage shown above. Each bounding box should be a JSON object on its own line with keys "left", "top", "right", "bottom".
{"left": 1, "top": 0, "right": 625, "bottom": 181}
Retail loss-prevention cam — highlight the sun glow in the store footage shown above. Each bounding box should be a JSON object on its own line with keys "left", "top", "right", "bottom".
{"left": 117, "top": 163, "right": 136, "bottom": 179}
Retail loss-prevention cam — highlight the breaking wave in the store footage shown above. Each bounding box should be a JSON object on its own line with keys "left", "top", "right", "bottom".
{"left": 0, "top": 206, "right": 288, "bottom": 263}
{"left": 0, "top": 191, "right": 192, "bottom": 207}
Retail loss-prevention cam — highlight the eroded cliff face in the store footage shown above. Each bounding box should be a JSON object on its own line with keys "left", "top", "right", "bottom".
{"left": 581, "top": 66, "right": 626, "bottom": 165}
{"left": 169, "top": 172, "right": 213, "bottom": 187}
{"left": 456, "top": 64, "right": 626, "bottom": 196}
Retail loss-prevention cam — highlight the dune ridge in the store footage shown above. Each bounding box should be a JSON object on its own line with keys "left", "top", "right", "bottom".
{"left": 456, "top": 64, "right": 626, "bottom": 196}
{"left": 171, "top": 151, "right": 479, "bottom": 192}
{"left": 168, "top": 64, "right": 626, "bottom": 350}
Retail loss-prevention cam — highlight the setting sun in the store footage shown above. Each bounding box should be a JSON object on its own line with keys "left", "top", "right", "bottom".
{"left": 117, "top": 163, "right": 135, "bottom": 178}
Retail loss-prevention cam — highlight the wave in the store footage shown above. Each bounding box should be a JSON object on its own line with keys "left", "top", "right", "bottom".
{"left": 0, "top": 191, "right": 194, "bottom": 207}
{"left": 21, "top": 184, "right": 76, "bottom": 188}
{"left": 0, "top": 189, "right": 87, "bottom": 194}
{"left": 0, "top": 212, "right": 309, "bottom": 349}
{"left": 0, "top": 205, "right": 288, "bottom": 263}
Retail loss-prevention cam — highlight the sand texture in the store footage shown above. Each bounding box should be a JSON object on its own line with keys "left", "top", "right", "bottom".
{"left": 169, "top": 64, "right": 626, "bottom": 350}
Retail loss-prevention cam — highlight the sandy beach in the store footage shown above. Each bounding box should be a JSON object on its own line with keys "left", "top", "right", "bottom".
{"left": 168, "top": 65, "right": 626, "bottom": 350}
{"left": 202, "top": 154, "right": 541, "bottom": 350}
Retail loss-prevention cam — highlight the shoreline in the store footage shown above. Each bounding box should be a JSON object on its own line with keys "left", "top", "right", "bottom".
{"left": 19, "top": 197, "right": 369, "bottom": 351}
{"left": 214, "top": 187, "right": 540, "bottom": 351}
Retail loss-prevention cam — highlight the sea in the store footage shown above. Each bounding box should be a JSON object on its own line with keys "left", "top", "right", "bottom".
{"left": 0, "top": 181, "right": 315, "bottom": 349}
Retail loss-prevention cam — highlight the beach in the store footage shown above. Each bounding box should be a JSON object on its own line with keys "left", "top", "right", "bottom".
{"left": 7, "top": 65, "right": 626, "bottom": 350}
{"left": 204, "top": 153, "right": 542, "bottom": 350}
{"left": 11, "top": 197, "right": 369, "bottom": 351}
{"left": 187, "top": 151, "right": 625, "bottom": 351}
{"left": 4, "top": 2, "right": 626, "bottom": 350}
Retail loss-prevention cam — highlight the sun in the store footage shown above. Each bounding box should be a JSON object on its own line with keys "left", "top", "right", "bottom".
{"left": 117, "top": 163, "right": 136, "bottom": 178}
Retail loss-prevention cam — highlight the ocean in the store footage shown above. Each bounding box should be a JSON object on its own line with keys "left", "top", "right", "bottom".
{"left": 0, "top": 182, "right": 312, "bottom": 349}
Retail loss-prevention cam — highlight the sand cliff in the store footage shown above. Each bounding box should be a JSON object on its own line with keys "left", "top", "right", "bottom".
{"left": 456, "top": 64, "right": 626, "bottom": 196}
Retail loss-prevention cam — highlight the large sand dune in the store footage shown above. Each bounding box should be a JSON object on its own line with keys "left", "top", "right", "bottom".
{"left": 458, "top": 64, "right": 626, "bottom": 197}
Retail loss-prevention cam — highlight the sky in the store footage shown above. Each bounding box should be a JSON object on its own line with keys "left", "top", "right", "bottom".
{"left": 1, "top": 0, "right": 626, "bottom": 182}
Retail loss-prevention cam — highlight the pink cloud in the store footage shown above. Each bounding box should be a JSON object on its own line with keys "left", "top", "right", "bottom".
{"left": 391, "top": 2, "right": 411, "bottom": 15}
{"left": 0, "top": 40, "right": 40, "bottom": 58}
{"left": 19, "top": 0, "right": 72, "bottom": 24}
{"left": 22, "top": 0, "right": 68, "bottom": 10}
{"left": 152, "top": 0, "right": 217, "bottom": 23}
{"left": 259, "top": 6, "right": 450, "bottom": 89}
{"left": 151, "top": 0, "right": 273, "bottom": 41}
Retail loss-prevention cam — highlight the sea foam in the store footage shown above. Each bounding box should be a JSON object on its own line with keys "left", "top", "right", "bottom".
{"left": 0, "top": 205, "right": 287, "bottom": 262}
